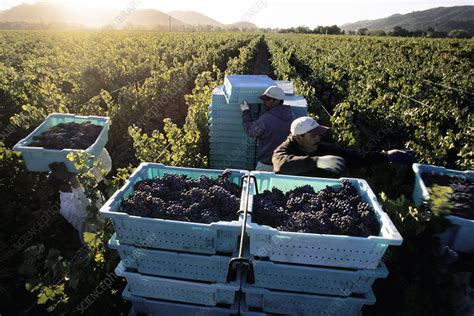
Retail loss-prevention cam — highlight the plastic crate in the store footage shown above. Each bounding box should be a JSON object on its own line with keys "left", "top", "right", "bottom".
{"left": 252, "top": 259, "right": 388, "bottom": 296}
{"left": 242, "top": 283, "right": 375, "bottom": 316}
{"left": 100, "top": 163, "right": 248, "bottom": 255}
{"left": 210, "top": 154, "right": 256, "bottom": 164}
{"left": 210, "top": 130, "right": 251, "bottom": 140}
{"left": 412, "top": 163, "right": 474, "bottom": 253}
{"left": 210, "top": 138, "right": 255, "bottom": 147}
{"left": 109, "top": 233, "right": 233, "bottom": 283}
{"left": 275, "top": 80, "right": 295, "bottom": 95}
{"left": 12, "top": 113, "right": 109, "bottom": 172}
{"left": 223, "top": 75, "right": 276, "bottom": 104}
{"left": 123, "top": 285, "right": 239, "bottom": 316}
{"left": 246, "top": 172, "right": 403, "bottom": 269}
{"left": 116, "top": 263, "right": 240, "bottom": 306}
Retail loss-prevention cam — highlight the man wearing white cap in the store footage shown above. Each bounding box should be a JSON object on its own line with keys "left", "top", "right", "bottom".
{"left": 241, "top": 85, "right": 294, "bottom": 171}
{"left": 272, "top": 116, "right": 414, "bottom": 176}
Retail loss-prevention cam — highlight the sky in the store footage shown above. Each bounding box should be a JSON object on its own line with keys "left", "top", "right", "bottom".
{"left": 0, "top": 0, "right": 472, "bottom": 28}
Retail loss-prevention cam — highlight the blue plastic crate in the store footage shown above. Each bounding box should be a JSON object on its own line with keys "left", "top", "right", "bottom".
{"left": 275, "top": 80, "right": 295, "bottom": 95}
{"left": 209, "top": 150, "right": 256, "bottom": 159}
{"left": 209, "top": 135, "right": 256, "bottom": 145}
{"left": 210, "top": 154, "right": 256, "bottom": 163}
{"left": 108, "top": 233, "right": 231, "bottom": 283}
{"left": 242, "top": 283, "right": 375, "bottom": 316}
{"left": 223, "top": 75, "right": 276, "bottom": 104}
{"left": 210, "top": 139, "right": 256, "bottom": 148}
{"left": 212, "top": 86, "right": 229, "bottom": 105}
{"left": 209, "top": 160, "right": 255, "bottom": 171}
{"left": 412, "top": 163, "right": 474, "bottom": 253}
{"left": 12, "top": 113, "right": 109, "bottom": 172}
{"left": 209, "top": 129, "right": 249, "bottom": 138}
{"left": 100, "top": 163, "right": 249, "bottom": 254}
{"left": 116, "top": 262, "right": 240, "bottom": 306}
{"left": 246, "top": 172, "right": 403, "bottom": 269}
{"left": 252, "top": 258, "right": 388, "bottom": 296}
{"left": 124, "top": 286, "right": 239, "bottom": 316}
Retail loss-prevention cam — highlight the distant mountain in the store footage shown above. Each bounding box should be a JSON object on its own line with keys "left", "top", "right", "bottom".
{"left": 168, "top": 11, "right": 257, "bottom": 30}
{"left": 341, "top": 6, "right": 474, "bottom": 32}
{"left": 125, "top": 9, "right": 186, "bottom": 27}
{"left": 227, "top": 22, "right": 259, "bottom": 30}
{"left": 0, "top": 3, "right": 257, "bottom": 30}
{"left": 169, "top": 11, "right": 223, "bottom": 27}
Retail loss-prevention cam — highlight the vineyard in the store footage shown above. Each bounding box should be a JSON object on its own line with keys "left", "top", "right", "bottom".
{"left": 0, "top": 31, "right": 473, "bottom": 315}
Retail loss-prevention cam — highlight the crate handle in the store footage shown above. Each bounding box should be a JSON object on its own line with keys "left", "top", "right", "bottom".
{"left": 227, "top": 174, "right": 255, "bottom": 283}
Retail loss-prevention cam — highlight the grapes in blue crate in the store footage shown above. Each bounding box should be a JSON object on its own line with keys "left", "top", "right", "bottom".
{"left": 28, "top": 122, "right": 103, "bottom": 149}
{"left": 121, "top": 171, "right": 240, "bottom": 224}
{"left": 253, "top": 180, "right": 381, "bottom": 237}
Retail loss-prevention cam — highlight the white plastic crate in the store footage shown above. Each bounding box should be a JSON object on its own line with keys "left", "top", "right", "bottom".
{"left": 275, "top": 80, "right": 295, "bottom": 95}
{"left": 412, "top": 163, "right": 473, "bottom": 253}
{"left": 108, "top": 233, "right": 232, "bottom": 283}
{"left": 242, "top": 284, "right": 375, "bottom": 316}
{"left": 252, "top": 259, "right": 388, "bottom": 296}
{"left": 246, "top": 172, "right": 403, "bottom": 269}
{"left": 100, "top": 163, "right": 248, "bottom": 255}
{"left": 116, "top": 263, "right": 240, "bottom": 306}
{"left": 123, "top": 285, "right": 239, "bottom": 316}
{"left": 12, "top": 113, "right": 109, "bottom": 172}
{"left": 223, "top": 75, "right": 276, "bottom": 104}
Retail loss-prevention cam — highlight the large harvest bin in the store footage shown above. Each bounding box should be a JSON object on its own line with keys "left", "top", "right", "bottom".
{"left": 123, "top": 286, "right": 239, "bottom": 316}
{"left": 100, "top": 163, "right": 249, "bottom": 255}
{"left": 108, "top": 233, "right": 231, "bottom": 283}
{"left": 242, "top": 284, "right": 375, "bottom": 316}
{"left": 246, "top": 172, "right": 403, "bottom": 269}
{"left": 13, "top": 113, "right": 109, "bottom": 172}
{"left": 412, "top": 163, "right": 474, "bottom": 253}
{"left": 116, "top": 263, "right": 240, "bottom": 306}
{"left": 252, "top": 259, "right": 388, "bottom": 296}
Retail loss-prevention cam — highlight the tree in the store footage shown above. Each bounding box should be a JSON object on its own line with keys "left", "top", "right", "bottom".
{"left": 390, "top": 26, "right": 410, "bottom": 37}
{"left": 357, "top": 28, "right": 368, "bottom": 35}
{"left": 448, "top": 29, "right": 470, "bottom": 39}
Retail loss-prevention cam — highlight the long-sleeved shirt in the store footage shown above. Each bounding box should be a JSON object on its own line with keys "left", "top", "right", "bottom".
{"left": 272, "top": 136, "right": 389, "bottom": 177}
{"left": 242, "top": 105, "right": 294, "bottom": 165}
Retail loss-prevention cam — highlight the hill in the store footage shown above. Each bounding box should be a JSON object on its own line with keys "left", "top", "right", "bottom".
{"left": 341, "top": 6, "right": 474, "bottom": 33}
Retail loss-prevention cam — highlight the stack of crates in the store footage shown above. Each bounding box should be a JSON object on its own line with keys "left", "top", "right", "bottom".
{"left": 100, "top": 163, "right": 249, "bottom": 316}
{"left": 209, "top": 75, "right": 308, "bottom": 171}
{"left": 240, "top": 171, "right": 403, "bottom": 316}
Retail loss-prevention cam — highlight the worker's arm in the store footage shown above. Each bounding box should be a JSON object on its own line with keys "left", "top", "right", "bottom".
{"left": 322, "top": 144, "right": 389, "bottom": 168}
{"left": 272, "top": 137, "right": 318, "bottom": 175}
{"left": 242, "top": 109, "right": 268, "bottom": 138}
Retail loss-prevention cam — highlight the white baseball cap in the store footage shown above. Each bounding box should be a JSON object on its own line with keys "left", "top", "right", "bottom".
{"left": 259, "top": 86, "right": 286, "bottom": 101}
{"left": 291, "top": 117, "right": 329, "bottom": 136}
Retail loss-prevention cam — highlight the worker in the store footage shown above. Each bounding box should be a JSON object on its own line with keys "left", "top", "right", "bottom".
{"left": 272, "top": 116, "right": 414, "bottom": 176}
{"left": 240, "top": 86, "right": 294, "bottom": 171}
{"left": 48, "top": 149, "right": 112, "bottom": 243}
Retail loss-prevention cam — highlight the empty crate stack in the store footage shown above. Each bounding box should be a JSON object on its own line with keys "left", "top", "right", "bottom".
{"left": 100, "top": 163, "right": 249, "bottom": 315}
{"left": 241, "top": 172, "right": 403, "bottom": 316}
{"left": 209, "top": 75, "right": 308, "bottom": 170}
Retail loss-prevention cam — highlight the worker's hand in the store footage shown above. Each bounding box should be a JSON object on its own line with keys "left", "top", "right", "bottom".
{"left": 240, "top": 100, "right": 250, "bottom": 112}
{"left": 316, "top": 155, "right": 346, "bottom": 174}
{"left": 387, "top": 149, "right": 415, "bottom": 166}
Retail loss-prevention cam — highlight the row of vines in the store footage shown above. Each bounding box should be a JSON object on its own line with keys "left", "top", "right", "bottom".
{"left": 0, "top": 31, "right": 262, "bottom": 315}
{"left": 265, "top": 34, "right": 473, "bottom": 316}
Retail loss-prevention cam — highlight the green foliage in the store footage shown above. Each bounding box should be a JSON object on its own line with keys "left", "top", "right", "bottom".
{"left": 267, "top": 34, "right": 473, "bottom": 169}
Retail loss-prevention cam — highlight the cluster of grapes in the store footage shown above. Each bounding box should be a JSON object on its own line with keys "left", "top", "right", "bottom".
{"left": 121, "top": 171, "right": 240, "bottom": 224}
{"left": 422, "top": 172, "right": 474, "bottom": 220}
{"left": 252, "top": 180, "right": 381, "bottom": 237}
{"left": 29, "top": 122, "right": 103, "bottom": 149}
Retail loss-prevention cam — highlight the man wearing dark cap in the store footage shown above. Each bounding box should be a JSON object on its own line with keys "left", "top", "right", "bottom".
{"left": 272, "top": 116, "right": 414, "bottom": 177}
{"left": 241, "top": 86, "right": 294, "bottom": 171}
